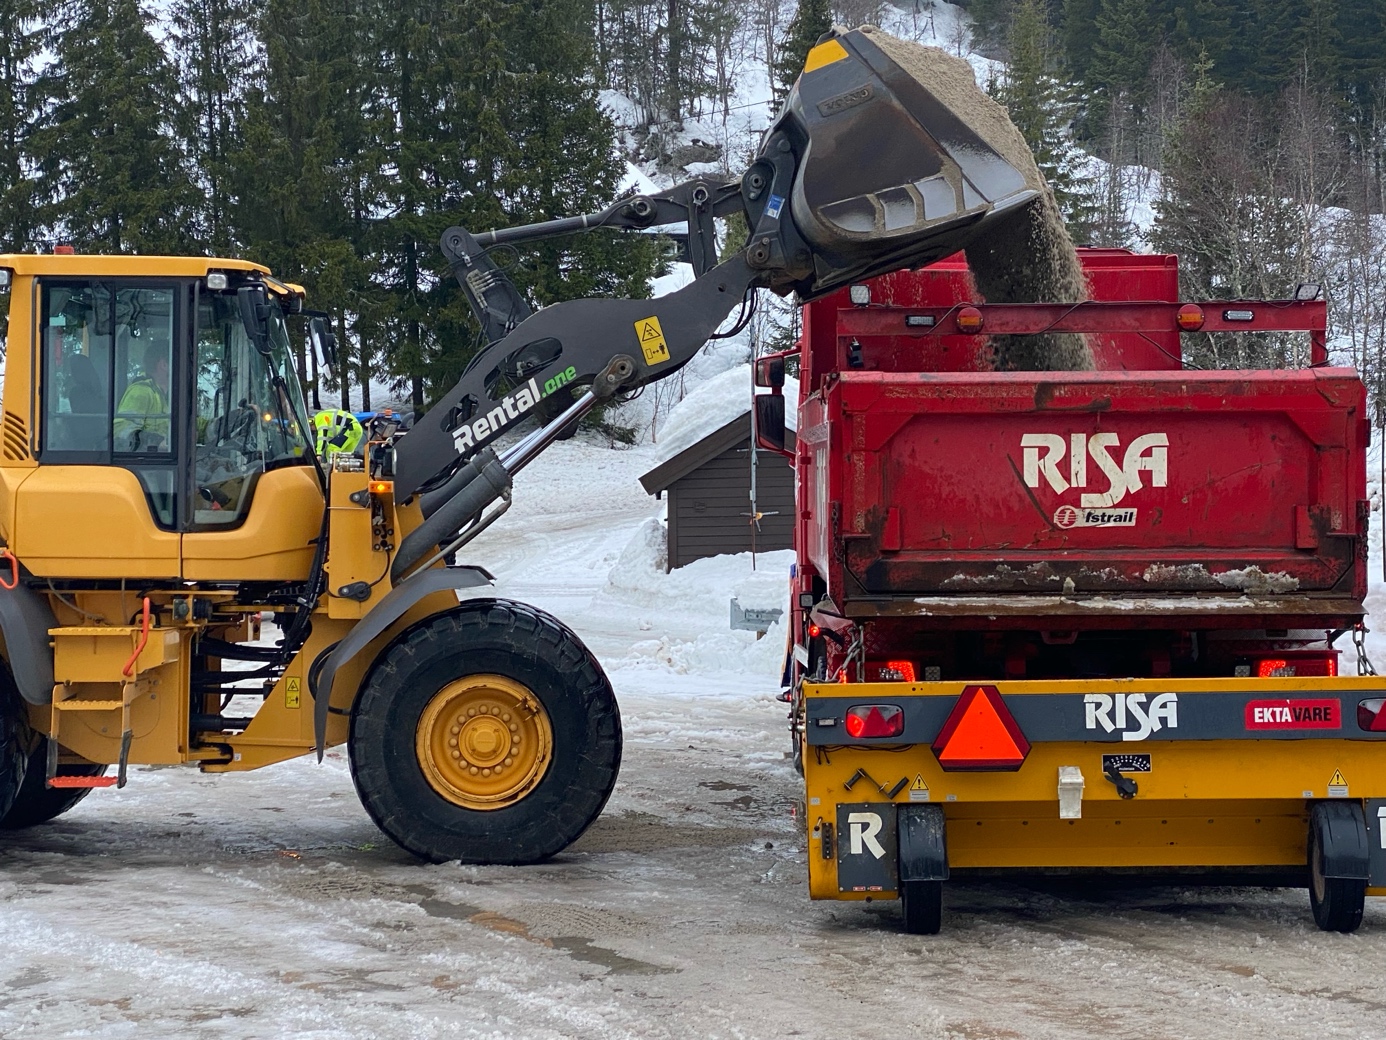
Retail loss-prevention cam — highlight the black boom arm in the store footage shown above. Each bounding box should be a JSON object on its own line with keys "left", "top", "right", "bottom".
{"left": 390, "top": 163, "right": 797, "bottom": 501}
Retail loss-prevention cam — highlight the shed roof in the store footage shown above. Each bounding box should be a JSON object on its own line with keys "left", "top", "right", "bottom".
{"left": 638, "top": 411, "right": 795, "bottom": 496}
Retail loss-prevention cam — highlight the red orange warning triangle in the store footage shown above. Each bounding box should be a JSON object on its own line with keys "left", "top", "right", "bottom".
{"left": 931, "top": 684, "right": 1030, "bottom": 771}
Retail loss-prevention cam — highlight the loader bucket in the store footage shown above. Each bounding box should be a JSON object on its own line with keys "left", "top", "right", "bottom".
{"left": 765, "top": 26, "right": 1042, "bottom": 299}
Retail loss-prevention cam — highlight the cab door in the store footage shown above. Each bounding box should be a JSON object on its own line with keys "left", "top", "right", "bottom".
{"left": 15, "top": 279, "right": 183, "bottom": 578}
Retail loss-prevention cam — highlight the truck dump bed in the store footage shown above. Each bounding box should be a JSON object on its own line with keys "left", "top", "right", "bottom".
{"left": 793, "top": 253, "right": 1367, "bottom": 627}
{"left": 802, "top": 368, "right": 1366, "bottom": 616}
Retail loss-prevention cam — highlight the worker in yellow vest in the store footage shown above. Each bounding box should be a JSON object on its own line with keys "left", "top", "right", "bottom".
{"left": 312, "top": 408, "right": 365, "bottom": 457}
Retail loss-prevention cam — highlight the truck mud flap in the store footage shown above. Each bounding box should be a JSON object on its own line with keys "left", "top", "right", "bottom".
{"left": 898, "top": 804, "right": 949, "bottom": 882}
{"left": 836, "top": 802, "right": 898, "bottom": 892}
{"left": 1311, "top": 801, "right": 1369, "bottom": 880}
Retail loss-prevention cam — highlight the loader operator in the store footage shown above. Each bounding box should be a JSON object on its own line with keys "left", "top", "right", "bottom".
{"left": 113, "top": 342, "right": 171, "bottom": 452}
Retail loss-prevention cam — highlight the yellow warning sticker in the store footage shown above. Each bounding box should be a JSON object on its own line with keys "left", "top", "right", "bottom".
{"left": 909, "top": 774, "right": 930, "bottom": 802}
{"left": 285, "top": 676, "right": 302, "bottom": 709}
{"left": 635, "top": 316, "right": 671, "bottom": 366}
{"left": 1328, "top": 769, "right": 1349, "bottom": 797}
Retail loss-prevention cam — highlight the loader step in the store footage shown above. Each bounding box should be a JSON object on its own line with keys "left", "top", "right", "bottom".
{"left": 47, "top": 775, "right": 118, "bottom": 789}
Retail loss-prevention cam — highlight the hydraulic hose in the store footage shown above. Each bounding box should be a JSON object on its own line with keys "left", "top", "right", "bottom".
{"left": 391, "top": 447, "right": 512, "bottom": 584}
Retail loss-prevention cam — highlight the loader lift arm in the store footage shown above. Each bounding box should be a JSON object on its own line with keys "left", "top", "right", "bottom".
{"left": 389, "top": 26, "right": 1045, "bottom": 515}
{"left": 314, "top": 25, "right": 1045, "bottom": 754}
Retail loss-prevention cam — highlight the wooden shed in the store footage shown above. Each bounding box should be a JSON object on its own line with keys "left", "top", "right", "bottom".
{"left": 639, "top": 412, "right": 796, "bottom": 571}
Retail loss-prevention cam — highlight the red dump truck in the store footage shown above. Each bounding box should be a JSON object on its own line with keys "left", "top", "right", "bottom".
{"left": 755, "top": 248, "right": 1386, "bottom": 934}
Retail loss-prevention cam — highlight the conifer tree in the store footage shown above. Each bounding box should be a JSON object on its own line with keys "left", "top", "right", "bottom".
{"left": 995, "top": 0, "right": 1096, "bottom": 237}
{"left": 0, "top": 0, "right": 42, "bottom": 251}
{"left": 1088, "top": 0, "right": 1158, "bottom": 101}
{"left": 169, "top": 0, "right": 257, "bottom": 254}
{"left": 36, "top": 0, "right": 199, "bottom": 253}
{"left": 773, "top": 0, "right": 832, "bottom": 105}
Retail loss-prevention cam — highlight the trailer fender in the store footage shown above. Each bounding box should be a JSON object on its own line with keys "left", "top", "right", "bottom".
{"left": 0, "top": 579, "right": 58, "bottom": 706}
{"left": 1310, "top": 801, "right": 1369, "bottom": 880}
{"left": 311, "top": 565, "right": 493, "bottom": 757}
{"left": 898, "top": 804, "right": 949, "bottom": 882}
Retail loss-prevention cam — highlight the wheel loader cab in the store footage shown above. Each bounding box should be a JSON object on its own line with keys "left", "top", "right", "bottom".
{"left": 0, "top": 255, "right": 322, "bottom": 582}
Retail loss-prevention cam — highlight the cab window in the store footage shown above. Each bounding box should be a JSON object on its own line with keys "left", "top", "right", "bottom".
{"left": 39, "top": 281, "right": 180, "bottom": 526}
{"left": 190, "top": 291, "right": 312, "bottom": 530}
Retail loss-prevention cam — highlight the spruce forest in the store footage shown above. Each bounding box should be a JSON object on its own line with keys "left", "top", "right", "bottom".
{"left": 0, "top": 0, "right": 1383, "bottom": 418}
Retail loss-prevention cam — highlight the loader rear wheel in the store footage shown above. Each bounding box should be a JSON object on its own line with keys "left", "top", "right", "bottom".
{"left": 0, "top": 741, "right": 106, "bottom": 830}
{"left": 349, "top": 599, "right": 621, "bottom": 864}
{"left": 0, "top": 663, "right": 29, "bottom": 823}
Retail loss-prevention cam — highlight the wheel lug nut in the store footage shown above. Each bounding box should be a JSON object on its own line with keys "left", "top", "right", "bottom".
{"left": 481, "top": 768, "right": 491, "bottom": 777}
{"left": 504, "top": 757, "right": 513, "bottom": 767}
{"left": 502, "top": 713, "right": 511, "bottom": 722}
{"left": 468, "top": 766, "right": 479, "bottom": 775}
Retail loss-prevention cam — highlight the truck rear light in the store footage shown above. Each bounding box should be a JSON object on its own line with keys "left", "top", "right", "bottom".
{"left": 1224, "top": 308, "right": 1255, "bottom": 322}
{"left": 956, "top": 306, "right": 984, "bottom": 333}
{"left": 870, "top": 660, "right": 917, "bottom": 682}
{"left": 844, "top": 704, "right": 904, "bottom": 738}
{"left": 1358, "top": 698, "right": 1386, "bottom": 732}
{"left": 1176, "top": 304, "right": 1205, "bottom": 331}
{"left": 1253, "top": 652, "right": 1338, "bottom": 678}
{"left": 931, "top": 684, "right": 1030, "bottom": 771}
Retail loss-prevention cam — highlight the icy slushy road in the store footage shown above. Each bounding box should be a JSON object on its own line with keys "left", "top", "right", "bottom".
{"left": 2, "top": 438, "right": 1386, "bottom": 1040}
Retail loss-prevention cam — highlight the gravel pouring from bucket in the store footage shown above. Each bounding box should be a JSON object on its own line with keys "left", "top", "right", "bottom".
{"left": 764, "top": 26, "right": 1042, "bottom": 299}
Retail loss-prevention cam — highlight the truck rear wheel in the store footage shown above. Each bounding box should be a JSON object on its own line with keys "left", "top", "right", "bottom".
{"left": 0, "top": 741, "right": 106, "bottom": 830}
{"left": 349, "top": 599, "right": 621, "bottom": 864}
{"left": 900, "top": 879, "right": 943, "bottom": 934}
{"left": 1309, "top": 805, "right": 1367, "bottom": 933}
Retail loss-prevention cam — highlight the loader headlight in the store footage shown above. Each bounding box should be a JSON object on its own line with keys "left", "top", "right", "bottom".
{"left": 849, "top": 284, "right": 871, "bottom": 307}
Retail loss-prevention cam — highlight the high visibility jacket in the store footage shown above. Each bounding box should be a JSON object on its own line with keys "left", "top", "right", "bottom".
{"left": 313, "top": 409, "right": 365, "bottom": 456}
{"left": 114, "top": 376, "right": 170, "bottom": 449}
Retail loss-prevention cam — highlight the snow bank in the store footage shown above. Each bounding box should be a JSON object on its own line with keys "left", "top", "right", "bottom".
{"left": 597, "top": 518, "right": 792, "bottom": 680}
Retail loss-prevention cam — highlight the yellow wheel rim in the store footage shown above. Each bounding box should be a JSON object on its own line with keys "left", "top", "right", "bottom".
{"left": 415, "top": 674, "right": 554, "bottom": 811}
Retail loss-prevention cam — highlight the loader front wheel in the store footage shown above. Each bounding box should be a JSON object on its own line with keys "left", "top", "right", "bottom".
{"left": 349, "top": 599, "right": 621, "bottom": 864}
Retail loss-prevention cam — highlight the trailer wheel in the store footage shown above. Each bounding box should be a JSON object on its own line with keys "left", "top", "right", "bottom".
{"left": 1309, "top": 807, "right": 1367, "bottom": 933}
{"left": 0, "top": 741, "right": 105, "bottom": 830}
{"left": 900, "top": 879, "right": 943, "bottom": 934}
{"left": 349, "top": 599, "right": 621, "bottom": 864}
{"left": 0, "top": 663, "right": 29, "bottom": 823}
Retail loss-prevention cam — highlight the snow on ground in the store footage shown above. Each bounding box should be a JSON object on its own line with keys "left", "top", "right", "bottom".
{"left": 4, "top": 435, "right": 1386, "bottom": 1038}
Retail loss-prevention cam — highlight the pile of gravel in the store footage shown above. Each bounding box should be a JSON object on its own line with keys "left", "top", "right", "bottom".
{"left": 861, "top": 28, "right": 1093, "bottom": 371}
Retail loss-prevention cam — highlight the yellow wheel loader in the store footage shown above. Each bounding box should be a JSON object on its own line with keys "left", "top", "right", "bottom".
{"left": 0, "top": 29, "right": 1039, "bottom": 861}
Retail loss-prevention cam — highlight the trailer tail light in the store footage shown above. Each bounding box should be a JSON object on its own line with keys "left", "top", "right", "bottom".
{"left": 1176, "top": 304, "right": 1205, "bottom": 331}
{"left": 1254, "top": 653, "right": 1338, "bottom": 678}
{"left": 844, "top": 704, "right": 904, "bottom": 738}
{"left": 931, "top": 684, "right": 1029, "bottom": 771}
{"left": 956, "top": 306, "right": 984, "bottom": 333}
{"left": 1358, "top": 698, "right": 1386, "bottom": 732}
{"left": 870, "top": 660, "right": 917, "bottom": 682}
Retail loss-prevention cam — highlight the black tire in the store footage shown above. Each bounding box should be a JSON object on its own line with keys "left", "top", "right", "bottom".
{"left": 0, "top": 740, "right": 106, "bottom": 830}
{"left": 349, "top": 599, "right": 621, "bottom": 864}
{"left": 0, "top": 663, "right": 29, "bottom": 823}
{"left": 900, "top": 879, "right": 943, "bottom": 935}
{"left": 1309, "top": 813, "right": 1366, "bottom": 933}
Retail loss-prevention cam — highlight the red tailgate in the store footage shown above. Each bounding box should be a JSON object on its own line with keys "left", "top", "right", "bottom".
{"left": 822, "top": 368, "right": 1367, "bottom": 600}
